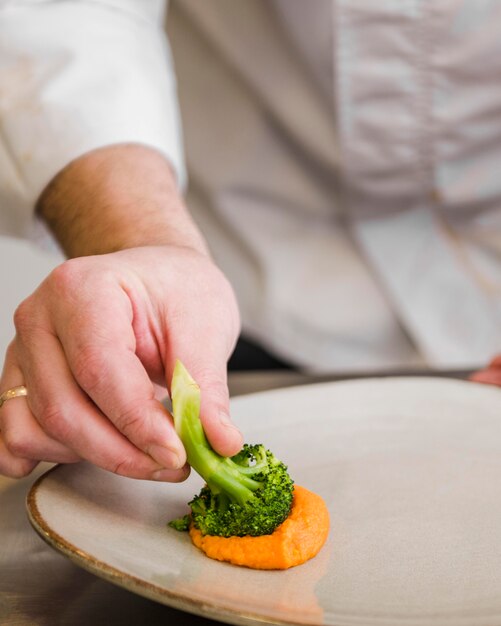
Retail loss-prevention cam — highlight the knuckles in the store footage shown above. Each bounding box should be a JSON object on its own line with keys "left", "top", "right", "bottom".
{"left": 36, "top": 402, "right": 72, "bottom": 442}
{"left": 46, "top": 258, "right": 87, "bottom": 297}
{"left": 45, "top": 258, "right": 116, "bottom": 308}
{"left": 13, "top": 297, "right": 37, "bottom": 337}
{"left": 192, "top": 369, "right": 229, "bottom": 402}
{"left": 71, "top": 344, "right": 110, "bottom": 396}
{"left": 112, "top": 456, "right": 139, "bottom": 477}
{"left": 13, "top": 257, "right": 100, "bottom": 337}
{"left": 0, "top": 435, "right": 37, "bottom": 478}
{"left": 113, "top": 401, "right": 149, "bottom": 439}
{"left": 3, "top": 431, "right": 35, "bottom": 459}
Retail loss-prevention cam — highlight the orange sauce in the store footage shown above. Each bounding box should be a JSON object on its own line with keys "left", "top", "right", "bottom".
{"left": 189, "top": 485, "right": 329, "bottom": 569}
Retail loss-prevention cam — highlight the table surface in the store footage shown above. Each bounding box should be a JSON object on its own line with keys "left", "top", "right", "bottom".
{"left": 0, "top": 369, "right": 469, "bottom": 626}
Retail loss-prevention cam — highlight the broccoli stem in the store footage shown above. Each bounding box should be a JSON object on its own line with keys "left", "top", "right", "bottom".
{"left": 171, "top": 360, "right": 261, "bottom": 506}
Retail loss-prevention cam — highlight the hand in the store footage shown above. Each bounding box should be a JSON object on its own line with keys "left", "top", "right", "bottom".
{"left": 0, "top": 245, "right": 242, "bottom": 479}
{"left": 0, "top": 144, "right": 242, "bottom": 480}
{"left": 469, "top": 355, "right": 501, "bottom": 387}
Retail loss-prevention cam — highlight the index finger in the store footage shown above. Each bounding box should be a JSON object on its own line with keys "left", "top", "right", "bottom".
{"left": 54, "top": 288, "right": 186, "bottom": 470}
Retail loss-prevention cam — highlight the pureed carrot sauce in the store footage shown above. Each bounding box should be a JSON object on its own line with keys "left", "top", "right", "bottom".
{"left": 189, "top": 485, "right": 330, "bottom": 570}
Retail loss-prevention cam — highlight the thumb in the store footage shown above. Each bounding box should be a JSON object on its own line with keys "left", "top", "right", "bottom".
{"left": 167, "top": 353, "right": 243, "bottom": 458}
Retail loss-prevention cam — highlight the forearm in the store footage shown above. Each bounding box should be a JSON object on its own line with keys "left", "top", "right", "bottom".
{"left": 37, "top": 144, "right": 208, "bottom": 258}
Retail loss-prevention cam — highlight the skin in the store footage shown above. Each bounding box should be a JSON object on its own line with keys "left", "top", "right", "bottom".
{"left": 0, "top": 144, "right": 499, "bottom": 480}
{"left": 0, "top": 144, "right": 243, "bottom": 480}
{"left": 469, "top": 356, "right": 501, "bottom": 386}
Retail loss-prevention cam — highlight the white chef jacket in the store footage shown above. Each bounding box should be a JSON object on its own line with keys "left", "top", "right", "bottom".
{"left": 1, "top": 0, "right": 500, "bottom": 373}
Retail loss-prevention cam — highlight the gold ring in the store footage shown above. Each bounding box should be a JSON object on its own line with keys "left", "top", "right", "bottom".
{"left": 0, "top": 385, "right": 28, "bottom": 408}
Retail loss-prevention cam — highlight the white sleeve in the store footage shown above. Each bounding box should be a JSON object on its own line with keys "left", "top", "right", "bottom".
{"left": 0, "top": 0, "right": 186, "bottom": 239}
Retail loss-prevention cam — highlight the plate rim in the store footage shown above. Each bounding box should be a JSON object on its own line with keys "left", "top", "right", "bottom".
{"left": 25, "top": 376, "right": 501, "bottom": 626}
{"left": 229, "top": 375, "right": 498, "bottom": 402}
{"left": 27, "top": 463, "right": 307, "bottom": 626}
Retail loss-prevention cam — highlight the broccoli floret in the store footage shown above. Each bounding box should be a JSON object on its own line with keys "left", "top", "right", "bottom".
{"left": 169, "top": 360, "right": 294, "bottom": 537}
{"left": 168, "top": 514, "right": 191, "bottom": 532}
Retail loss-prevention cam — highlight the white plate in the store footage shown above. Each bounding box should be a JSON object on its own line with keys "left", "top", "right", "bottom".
{"left": 27, "top": 377, "right": 501, "bottom": 626}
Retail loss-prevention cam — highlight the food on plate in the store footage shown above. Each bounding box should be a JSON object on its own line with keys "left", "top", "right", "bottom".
{"left": 179, "top": 441, "right": 293, "bottom": 537}
{"left": 169, "top": 360, "right": 294, "bottom": 537}
{"left": 189, "top": 484, "right": 330, "bottom": 569}
{"left": 168, "top": 360, "right": 329, "bottom": 569}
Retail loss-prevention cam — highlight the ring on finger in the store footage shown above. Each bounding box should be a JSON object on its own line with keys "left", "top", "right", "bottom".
{"left": 0, "top": 385, "right": 28, "bottom": 409}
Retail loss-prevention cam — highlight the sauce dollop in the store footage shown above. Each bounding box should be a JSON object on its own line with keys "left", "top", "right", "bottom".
{"left": 189, "top": 485, "right": 329, "bottom": 569}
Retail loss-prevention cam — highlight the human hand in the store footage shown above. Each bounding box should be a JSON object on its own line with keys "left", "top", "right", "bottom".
{"left": 469, "top": 355, "right": 501, "bottom": 387}
{"left": 0, "top": 245, "right": 242, "bottom": 479}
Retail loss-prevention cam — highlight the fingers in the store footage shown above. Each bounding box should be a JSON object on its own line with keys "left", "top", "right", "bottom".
{"left": 0, "top": 344, "right": 77, "bottom": 478}
{"left": 187, "top": 360, "right": 243, "bottom": 457}
{"left": 0, "top": 438, "right": 38, "bottom": 479}
{"left": 169, "top": 361, "right": 243, "bottom": 458}
{"left": 46, "top": 279, "right": 187, "bottom": 472}
{"left": 14, "top": 323, "right": 189, "bottom": 482}
{"left": 469, "top": 354, "right": 501, "bottom": 387}
{"left": 166, "top": 272, "right": 243, "bottom": 456}
{"left": 2, "top": 400, "right": 81, "bottom": 465}
{"left": 3, "top": 249, "right": 243, "bottom": 484}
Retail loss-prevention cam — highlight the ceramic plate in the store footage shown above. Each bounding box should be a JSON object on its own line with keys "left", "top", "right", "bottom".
{"left": 27, "top": 378, "right": 501, "bottom": 626}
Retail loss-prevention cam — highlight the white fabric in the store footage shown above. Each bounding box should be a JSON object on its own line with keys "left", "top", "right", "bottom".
{"left": 334, "top": 0, "right": 501, "bottom": 368}
{"left": 169, "top": 0, "right": 501, "bottom": 371}
{"left": 1, "top": 0, "right": 501, "bottom": 372}
{"left": 0, "top": 0, "right": 184, "bottom": 239}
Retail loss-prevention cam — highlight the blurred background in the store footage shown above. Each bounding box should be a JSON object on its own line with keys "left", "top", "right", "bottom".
{"left": 0, "top": 237, "right": 61, "bottom": 359}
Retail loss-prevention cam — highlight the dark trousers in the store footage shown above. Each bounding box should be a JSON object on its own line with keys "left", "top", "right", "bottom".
{"left": 228, "top": 336, "right": 295, "bottom": 372}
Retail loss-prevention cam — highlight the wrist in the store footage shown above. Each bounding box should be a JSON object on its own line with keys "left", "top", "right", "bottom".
{"left": 37, "top": 144, "right": 208, "bottom": 258}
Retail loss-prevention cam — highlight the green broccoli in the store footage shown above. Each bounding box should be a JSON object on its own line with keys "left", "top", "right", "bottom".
{"left": 168, "top": 360, "right": 294, "bottom": 537}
